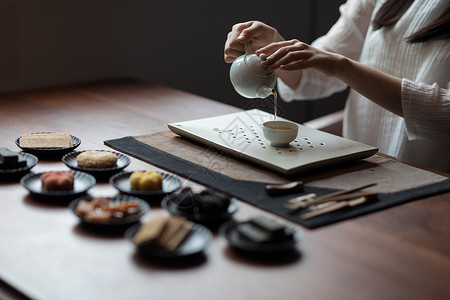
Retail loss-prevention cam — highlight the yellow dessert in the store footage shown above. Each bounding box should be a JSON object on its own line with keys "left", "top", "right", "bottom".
{"left": 129, "top": 170, "right": 163, "bottom": 191}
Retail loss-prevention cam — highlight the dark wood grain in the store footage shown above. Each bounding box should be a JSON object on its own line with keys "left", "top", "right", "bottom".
{"left": 0, "top": 80, "right": 449, "bottom": 300}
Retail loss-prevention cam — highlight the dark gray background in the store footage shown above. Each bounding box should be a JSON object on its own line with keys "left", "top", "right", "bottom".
{"left": 0, "top": 0, "right": 348, "bottom": 123}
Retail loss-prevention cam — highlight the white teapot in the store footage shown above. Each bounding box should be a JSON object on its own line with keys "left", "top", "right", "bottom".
{"left": 229, "top": 44, "right": 277, "bottom": 99}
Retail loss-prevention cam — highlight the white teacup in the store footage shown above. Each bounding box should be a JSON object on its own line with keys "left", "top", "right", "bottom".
{"left": 263, "top": 121, "right": 299, "bottom": 147}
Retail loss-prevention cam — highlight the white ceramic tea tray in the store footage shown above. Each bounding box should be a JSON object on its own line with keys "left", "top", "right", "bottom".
{"left": 168, "top": 109, "right": 378, "bottom": 175}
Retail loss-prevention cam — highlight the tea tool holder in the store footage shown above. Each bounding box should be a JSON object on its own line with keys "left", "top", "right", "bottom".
{"left": 168, "top": 109, "right": 378, "bottom": 175}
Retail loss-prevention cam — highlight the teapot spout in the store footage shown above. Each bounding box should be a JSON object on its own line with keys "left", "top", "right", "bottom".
{"left": 256, "top": 85, "right": 275, "bottom": 98}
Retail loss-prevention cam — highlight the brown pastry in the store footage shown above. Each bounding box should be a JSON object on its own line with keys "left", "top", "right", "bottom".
{"left": 76, "top": 151, "right": 117, "bottom": 168}
{"left": 41, "top": 171, "right": 74, "bottom": 191}
{"left": 133, "top": 216, "right": 193, "bottom": 251}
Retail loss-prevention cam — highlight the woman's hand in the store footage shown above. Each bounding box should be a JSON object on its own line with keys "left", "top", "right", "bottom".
{"left": 224, "top": 21, "right": 284, "bottom": 63}
{"left": 256, "top": 40, "right": 343, "bottom": 77}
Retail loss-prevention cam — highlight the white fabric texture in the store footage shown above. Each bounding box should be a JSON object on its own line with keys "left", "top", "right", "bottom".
{"left": 278, "top": 0, "right": 450, "bottom": 173}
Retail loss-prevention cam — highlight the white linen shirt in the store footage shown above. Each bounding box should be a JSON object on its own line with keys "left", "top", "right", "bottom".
{"left": 278, "top": 0, "right": 450, "bottom": 173}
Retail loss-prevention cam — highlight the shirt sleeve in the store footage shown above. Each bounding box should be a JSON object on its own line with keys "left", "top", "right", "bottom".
{"left": 278, "top": 0, "right": 377, "bottom": 101}
{"left": 402, "top": 78, "right": 450, "bottom": 140}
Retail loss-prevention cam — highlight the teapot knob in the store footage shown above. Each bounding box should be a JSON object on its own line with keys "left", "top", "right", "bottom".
{"left": 244, "top": 43, "right": 252, "bottom": 54}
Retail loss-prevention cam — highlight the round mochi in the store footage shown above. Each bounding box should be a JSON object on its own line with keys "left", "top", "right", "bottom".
{"left": 76, "top": 151, "right": 118, "bottom": 168}
{"left": 41, "top": 171, "right": 74, "bottom": 191}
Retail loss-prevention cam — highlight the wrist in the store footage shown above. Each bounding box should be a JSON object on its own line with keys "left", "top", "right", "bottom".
{"left": 273, "top": 30, "right": 284, "bottom": 43}
{"left": 332, "top": 54, "right": 351, "bottom": 80}
{"left": 276, "top": 69, "right": 303, "bottom": 91}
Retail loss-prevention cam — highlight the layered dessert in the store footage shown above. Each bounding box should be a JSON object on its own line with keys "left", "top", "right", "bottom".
{"left": 0, "top": 147, "right": 27, "bottom": 169}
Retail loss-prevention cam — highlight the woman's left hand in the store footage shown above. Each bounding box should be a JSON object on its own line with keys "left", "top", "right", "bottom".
{"left": 256, "top": 39, "right": 342, "bottom": 77}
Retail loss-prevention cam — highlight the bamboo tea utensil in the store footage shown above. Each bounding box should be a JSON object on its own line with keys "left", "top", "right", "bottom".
{"left": 284, "top": 183, "right": 377, "bottom": 210}
{"left": 313, "top": 191, "right": 378, "bottom": 203}
{"left": 301, "top": 196, "right": 371, "bottom": 219}
{"left": 287, "top": 193, "right": 317, "bottom": 205}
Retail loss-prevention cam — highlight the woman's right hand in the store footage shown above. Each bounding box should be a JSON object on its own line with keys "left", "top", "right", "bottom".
{"left": 224, "top": 21, "right": 284, "bottom": 63}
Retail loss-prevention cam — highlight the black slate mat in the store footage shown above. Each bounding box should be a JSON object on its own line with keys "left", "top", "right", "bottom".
{"left": 105, "top": 136, "right": 450, "bottom": 229}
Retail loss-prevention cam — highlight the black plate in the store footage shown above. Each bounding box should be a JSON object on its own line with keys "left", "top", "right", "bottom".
{"left": 15, "top": 132, "right": 81, "bottom": 158}
{"left": 0, "top": 152, "right": 38, "bottom": 181}
{"left": 69, "top": 195, "right": 150, "bottom": 231}
{"left": 125, "top": 222, "right": 212, "bottom": 259}
{"left": 20, "top": 170, "right": 96, "bottom": 203}
{"left": 62, "top": 150, "right": 131, "bottom": 179}
{"left": 110, "top": 171, "right": 182, "bottom": 202}
{"left": 220, "top": 220, "right": 301, "bottom": 254}
{"left": 161, "top": 193, "right": 238, "bottom": 228}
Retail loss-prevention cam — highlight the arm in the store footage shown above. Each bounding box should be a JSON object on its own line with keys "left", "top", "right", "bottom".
{"left": 402, "top": 79, "right": 450, "bottom": 140}
{"left": 338, "top": 57, "right": 403, "bottom": 116}
{"left": 259, "top": 40, "right": 450, "bottom": 138}
{"left": 257, "top": 41, "right": 403, "bottom": 116}
{"left": 279, "top": 0, "right": 377, "bottom": 100}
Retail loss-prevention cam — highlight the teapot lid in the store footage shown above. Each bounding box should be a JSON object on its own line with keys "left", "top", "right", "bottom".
{"left": 244, "top": 53, "right": 273, "bottom": 76}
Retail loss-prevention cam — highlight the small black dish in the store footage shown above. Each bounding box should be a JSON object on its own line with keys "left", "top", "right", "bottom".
{"left": 161, "top": 192, "right": 238, "bottom": 229}
{"left": 69, "top": 195, "right": 150, "bottom": 233}
{"left": 20, "top": 170, "right": 96, "bottom": 203}
{"left": 0, "top": 152, "right": 38, "bottom": 181}
{"left": 110, "top": 171, "right": 182, "bottom": 202}
{"left": 125, "top": 222, "right": 212, "bottom": 260}
{"left": 16, "top": 132, "right": 81, "bottom": 158}
{"left": 62, "top": 150, "right": 131, "bottom": 180}
{"left": 219, "top": 220, "right": 301, "bottom": 256}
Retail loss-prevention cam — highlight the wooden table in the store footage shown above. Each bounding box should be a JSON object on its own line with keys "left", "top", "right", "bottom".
{"left": 1, "top": 80, "right": 449, "bottom": 300}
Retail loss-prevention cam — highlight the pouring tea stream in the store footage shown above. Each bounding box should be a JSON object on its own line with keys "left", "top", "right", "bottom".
{"left": 230, "top": 44, "right": 300, "bottom": 147}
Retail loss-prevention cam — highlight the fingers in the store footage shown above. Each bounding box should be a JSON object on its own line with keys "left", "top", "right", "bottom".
{"left": 224, "top": 21, "right": 277, "bottom": 63}
{"left": 236, "top": 21, "right": 268, "bottom": 44}
{"left": 224, "top": 49, "right": 244, "bottom": 63}
{"left": 279, "top": 60, "right": 311, "bottom": 71}
{"left": 256, "top": 40, "right": 305, "bottom": 56}
{"left": 259, "top": 40, "right": 313, "bottom": 70}
{"left": 224, "top": 22, "right": 252, "bottom": 63}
